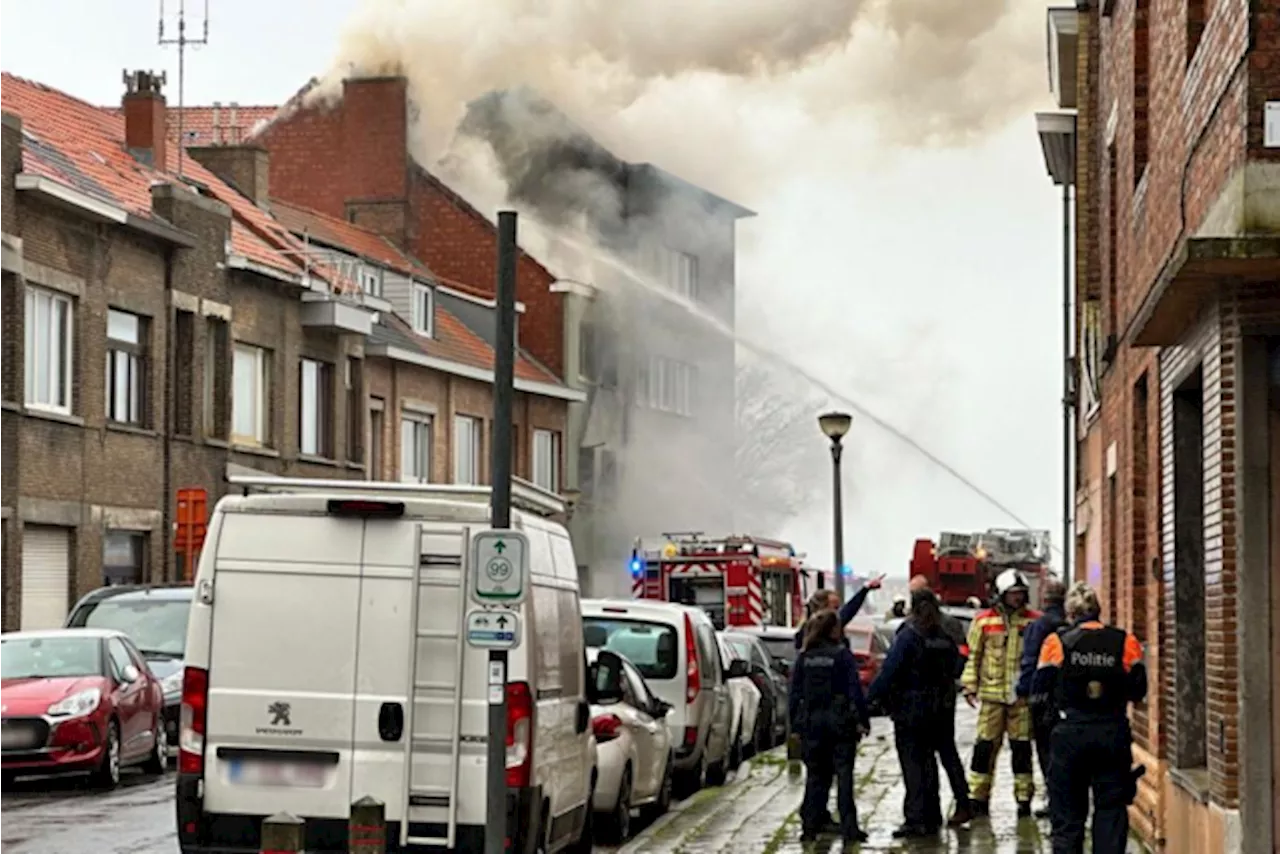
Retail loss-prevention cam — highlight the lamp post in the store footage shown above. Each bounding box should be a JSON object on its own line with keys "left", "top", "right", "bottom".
{"left": 818, "top": 411, "right": 853, "bottom": 601}
{"left": 1036, "top": 110, "right": 1077, "bottom": 581}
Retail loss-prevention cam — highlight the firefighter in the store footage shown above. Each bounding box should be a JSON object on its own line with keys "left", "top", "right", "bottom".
{"left": 1016, "top": 579, "right": 1068, "bottom": 818}
{"left": 869, "top": 589, "right": 970, "bottom": 838}
{"left": 793, "top": 575, "right": 884, "bottom": 651}
{"left": 789, "top": 609, "right": 871, "bottom": 844}
{"left": 961, "top": 569, "right": 1040, "bottom": 816}
{"left": 1031, "top": 582, "right": 1147, "bottom": 854}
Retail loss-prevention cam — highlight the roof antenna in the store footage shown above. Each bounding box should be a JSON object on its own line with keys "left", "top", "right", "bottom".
{"left": 158, "top": 0, "right": 211, "bottom": 179}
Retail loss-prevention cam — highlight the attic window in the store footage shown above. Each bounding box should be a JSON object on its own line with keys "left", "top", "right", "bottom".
{"left": 359, "top": 265, "right": 383, "bottom": 298}
{"left": 412, "top": 282, "right": 434, "bottom": 337}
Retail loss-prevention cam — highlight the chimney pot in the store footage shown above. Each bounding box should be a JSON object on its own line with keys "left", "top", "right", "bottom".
{"left": 122, "top": 69, "right": 168, "bottom": 172}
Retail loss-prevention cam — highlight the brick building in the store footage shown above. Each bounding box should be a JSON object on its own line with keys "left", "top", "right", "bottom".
{"left": 0, "top": 71, "right": 378, "bottom": 630}
{"left": 1039, "top": 2, "right": 1280, "bottom": 852}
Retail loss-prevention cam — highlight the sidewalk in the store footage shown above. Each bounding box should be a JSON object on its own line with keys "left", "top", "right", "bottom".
{"left": 616, "top": 706, "right": 1143, "bottom": 853}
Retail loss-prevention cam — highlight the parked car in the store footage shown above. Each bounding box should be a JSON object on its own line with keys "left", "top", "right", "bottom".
{"left": 581, "top": 599, "right": 739, "bottom": 795}
{"left": 1, "top": 628, "right": 168, "bottom": 788}
{"left": 722, "top": 631, "right": 789, "bottom": 749}
{"left": 843, "top": 619, "right": 889, "bottom": 693}
{"left": 176, "top": 484, "right": 594, "bottom": 854}
{"left": 65, "top": 584, "right": 192, "bottom": 756}
{"left": 715, "top": 633, "right": 761, "bottom": 767}
{"left": 587, "top": 648, "right": 674, "bottom": 843}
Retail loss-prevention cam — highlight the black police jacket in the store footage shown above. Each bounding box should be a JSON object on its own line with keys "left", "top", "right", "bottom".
{"left": 869, "top": 620, "right": 961, "bottom": 728}
{"left": 788, "top": 640, "right": 871, "bottom": 740}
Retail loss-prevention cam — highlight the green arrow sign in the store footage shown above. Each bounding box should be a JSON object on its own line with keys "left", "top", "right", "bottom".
{"left": 493, "top": 540, "right": 506, "bottom": 554}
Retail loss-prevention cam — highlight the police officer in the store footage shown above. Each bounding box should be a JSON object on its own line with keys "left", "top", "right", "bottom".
{"left": 790, "top": 609, "right": 871, "bottom": 844}
{"left": 869, "top": 590, "right": 970, "bottom": 838}
{"left": 1016, "top": 579, "right": 1068, "bottom": 818}
{"left": 794, "top": 575, "right": 885, "bottom": 651}
{"left": 1031, "top": 582, "right": 1147, "bottom": 854}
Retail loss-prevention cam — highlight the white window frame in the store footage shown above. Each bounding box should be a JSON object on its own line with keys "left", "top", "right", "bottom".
{"left": 359, "top": 264, "right": 382, "bottom": 298}
{"left": 532, "top": 429, "right": 561, "bottom": 493}
{"left": 412, "top": 282, "right": 434, "bottom": 337}
{"left": 24, "top": 287, "right": 74, "bottom": 414}
{"left": 668, "top": 248, "right": 698, "bottom": 300}
{"left": 642, "top": 356, "right": 695, "bottom": 417}
{"left": 299, "top": 357, "right": 330, "bottom": 457}
{"left": 400, "top": 410, "right": 433, "bottom": 483}
{"left": 106, "top": 308, "right": 145, "bottom": 425}
{"left": 453, "top": 414, "right": 482, "bottom": 485}
{"left": 232, "top": 343, "right": 270, "bottom": 446}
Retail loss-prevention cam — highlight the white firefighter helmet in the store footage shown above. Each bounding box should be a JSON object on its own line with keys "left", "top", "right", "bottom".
{"left": 893, "top": 593, "right": 907, "bottom": 605}
{"left": 994, "top": 569, "right": 1029, "bottom": 596}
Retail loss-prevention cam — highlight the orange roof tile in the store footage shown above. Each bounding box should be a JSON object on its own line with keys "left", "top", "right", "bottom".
{"left": 375, "top": 311, "right": 561, "bottom": 387}
{"left": 1, "top": 73, "right": 350, "bottom": 290}
{"left": 170, "top": 105, "right": 279, "bottom": 147}
{"left": 270, "top": 199, "right": 432, "bottom": 280}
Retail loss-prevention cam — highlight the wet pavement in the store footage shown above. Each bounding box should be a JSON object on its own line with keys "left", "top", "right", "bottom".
{"left": 0, "top": 705, "right": 1143, "bottom": 853}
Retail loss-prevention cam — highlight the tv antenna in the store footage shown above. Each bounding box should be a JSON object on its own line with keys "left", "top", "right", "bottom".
{"left": 158, "top": 0, "right": 210, "bottom": 178}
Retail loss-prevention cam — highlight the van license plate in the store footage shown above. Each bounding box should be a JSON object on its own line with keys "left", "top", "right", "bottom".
{"left": 227, "top": 758, "right": 328, "bottom": 788}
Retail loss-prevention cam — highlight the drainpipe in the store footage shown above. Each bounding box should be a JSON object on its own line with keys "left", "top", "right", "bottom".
{"left": 1061, "top": 182, "right": 1073, "bottom": 582}
{"left": 161, "top": 246, "right": 175, "bottom": 584}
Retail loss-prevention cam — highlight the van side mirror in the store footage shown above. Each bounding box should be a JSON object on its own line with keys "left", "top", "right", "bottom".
{"left": 726, "top": 659, "right": 750, "bottom": 680}
{"left": 589, "top": 651, "right": 625, "bottom": 705}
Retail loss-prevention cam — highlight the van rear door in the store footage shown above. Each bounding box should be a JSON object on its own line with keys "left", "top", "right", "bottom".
{"left": 201, "top": 509, "right": 362, "bottom": 820}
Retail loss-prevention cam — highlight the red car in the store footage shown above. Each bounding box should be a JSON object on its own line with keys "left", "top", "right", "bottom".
{"left": 1, "top": 628, "right": 168, "bottom": 787}
{"left": 843, "top": 620, "right": 889, "bottom": 693}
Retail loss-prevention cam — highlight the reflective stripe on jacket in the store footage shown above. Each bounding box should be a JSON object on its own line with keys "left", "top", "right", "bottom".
{"left": 960, "top": 605, "right": 1040, "bottom": 704}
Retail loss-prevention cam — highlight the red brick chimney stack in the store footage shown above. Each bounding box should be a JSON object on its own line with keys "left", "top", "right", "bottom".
{"left": 122, "top": 69, "right": 168, "bottom": 171}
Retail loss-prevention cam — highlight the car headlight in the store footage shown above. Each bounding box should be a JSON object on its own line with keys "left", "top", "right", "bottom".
{"left": 47, "top": 688, "right": 102, "bottom": 718}
{"left": 160, "top": 671, "right": 183, "bottom": 696}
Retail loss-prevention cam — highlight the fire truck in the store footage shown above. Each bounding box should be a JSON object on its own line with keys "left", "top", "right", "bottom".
{"left": 909, "top": 528, "right": 1057, "bottom": 609}
{"left": 629, "top": 532, "right": 808, "bottom": 630}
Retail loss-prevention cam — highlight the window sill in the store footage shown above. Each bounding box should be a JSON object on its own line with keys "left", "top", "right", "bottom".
{"left": 1169, "top": 767, "right": 1211, "bottom": 804}
{"left": 298, "top": 453, "right": 342, "bottom": 468}
{"left": 231, "top": 442, "right": 280, "bottom": 459}
{"left": 344, "top": 461, "right": 366, "bottom": 471}
{"left": 204, "top": 437, "right": 230, "bottom": 448}
{"left": 106, "top": 422, "right": 158, "bottom": 438}
{"left": 21, "top": 406, "right": 84, "bottom": 427}
{"left": 2, "top": 400, "right": 22, "bottom": 413}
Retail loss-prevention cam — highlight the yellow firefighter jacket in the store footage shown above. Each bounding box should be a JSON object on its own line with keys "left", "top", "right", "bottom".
{"left": 960, "top": 605, "right": 1041, "bottom": 704}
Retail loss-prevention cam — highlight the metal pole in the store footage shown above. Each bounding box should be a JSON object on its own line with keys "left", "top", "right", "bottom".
{"left": 831, "top": 440, "right": 846, "bottom": 601}
{"left": 1061, "top": 182, "right": 1073, "bottom": 581}
{"left": 485, "top": 211, "right": 518, "bottom": 854}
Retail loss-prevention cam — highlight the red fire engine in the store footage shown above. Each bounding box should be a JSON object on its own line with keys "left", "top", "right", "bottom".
{"left": 909, "top": 528, "right": 1057, "bottom": 609}
{"left": 630, "top": 532, "right": 807, "bottom": 630}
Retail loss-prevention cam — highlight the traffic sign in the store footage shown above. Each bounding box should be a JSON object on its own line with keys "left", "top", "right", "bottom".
{"left": 471, "top": 529, "right": 528, "bottom": 605}
{"left": 466, "top": 609, "right": 521, "bottom": 649}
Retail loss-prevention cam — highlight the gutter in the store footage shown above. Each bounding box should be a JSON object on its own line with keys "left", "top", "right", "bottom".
{"left": 368, "top": 342, "right": 587, "bottom": 403}
{"left": 15, "top": 174, "right": 197, "bottom": 246}
{"left": 225, "top": 253, "right": 307, "bottom": 288}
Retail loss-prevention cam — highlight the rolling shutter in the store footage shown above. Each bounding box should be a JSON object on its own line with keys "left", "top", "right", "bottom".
{"left": 21, "top": 526, "right": 70, "bottom": 630}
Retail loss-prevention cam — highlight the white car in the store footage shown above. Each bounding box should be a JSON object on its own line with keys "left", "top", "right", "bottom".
{"left": 587, "top": 648, "right": 674, "bottom": 842}
{"left": 176, "top": 477, "right": 595, "bottom": 854}
{"left": 716, "top": 633, "right": 761, "bottom": 769}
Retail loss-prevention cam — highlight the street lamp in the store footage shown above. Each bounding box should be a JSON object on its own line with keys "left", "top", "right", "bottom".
{"left": 818, "top": 411, "right": 853, "bottom": 601}
{"left": 1036, "top": 109, "right": 1076, "bottom": 582}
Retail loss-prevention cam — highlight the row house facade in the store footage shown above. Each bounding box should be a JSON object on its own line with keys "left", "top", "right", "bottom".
{"left": 1041, "top": 2, "right": 1279, "bottom": 852}
{"left": 176, "top": 77, "right": 751, "bottom": 598}
{"left": 0, "top": 70, "right": 576, "bottom": 632}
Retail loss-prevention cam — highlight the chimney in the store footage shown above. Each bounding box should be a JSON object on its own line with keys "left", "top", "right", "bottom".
{"left": 122, "top": 69, "right": 168, "bottom": 171}
{"left": 188, "top": 143, "right": 271, "bottom": 208}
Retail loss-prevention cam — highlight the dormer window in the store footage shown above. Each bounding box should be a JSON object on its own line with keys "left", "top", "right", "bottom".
{"left": 359, "top": 265, "right": 382, "bottom": 298}
{"left": 412, "top": 282, "right": 434, "bottom": 337}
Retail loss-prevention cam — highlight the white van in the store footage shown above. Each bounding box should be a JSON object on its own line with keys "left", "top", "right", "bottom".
{"left": 176, "top": 476, "right": 594, "bottom": 854}
{"left": 580, "top": 599, "right": 740, "bottom": 794}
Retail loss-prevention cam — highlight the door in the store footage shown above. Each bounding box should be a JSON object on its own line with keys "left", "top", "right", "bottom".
{"left": 620, "top": 661, "right": 661, "bottom": 799}
{"left": 202, "top": 511, "right": 362, "bottom": 820}
{"left": 21, "top": 526, "right": 70, "bottom": 630}
{"left": 696, "top": 623, "right": 731, "bottom": 764}
{"left": 106, "top": 637, "right": 147, "bottom": 758}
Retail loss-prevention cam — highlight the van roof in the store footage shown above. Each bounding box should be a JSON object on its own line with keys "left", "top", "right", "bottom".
{"left": 215, "top": 491, "right": 565, "bottom": 531}
{"left": 581, "top": 598, "right": 702, "bottom": 623}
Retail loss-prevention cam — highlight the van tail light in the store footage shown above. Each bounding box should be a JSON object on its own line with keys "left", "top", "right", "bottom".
{"left": 505, "top": 681, "right": 534, "bottom": 788}
{"left": 178, "top": 666, "right": 208, "bottom": 775}
{"left": 684, "top": 614, "right": 700, "bottom": 704}
{"left": 326, "top": 499, "right": 405, "bottom": 518}
{"left": 683, "top": 727, "right": 698, "bottom": 749}
{"left": 592, "top": 714, "right": 623, "bottom": 743}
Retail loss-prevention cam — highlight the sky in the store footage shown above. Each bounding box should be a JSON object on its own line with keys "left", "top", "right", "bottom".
{"left": 1, "top": 0, "right": 1068, "bottom": 581}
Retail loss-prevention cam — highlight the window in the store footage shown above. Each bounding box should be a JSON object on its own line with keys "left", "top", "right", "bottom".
{"left": 582, "top": 616, "right": 679, "bottom": 681}
{"left": 106, "top": 638, "right": 134, "bottom": 682}
{"left": 453, "top": 414, "right": 481, "bottom": 484}
{"left": 653, "top": 246, "right": 699, "bottom": 301}
{"left": 1187, "top": 0, "right": 1207, "bottom": 63}
{"left": 1133, "top": 0, "right": 1150, "bottom": 184}
{"left": 532, "top": 429, "right": 561, "bottom": 493}
{"left": 370, "top": 397, "right": 385, "bottom": 479}
{"left": 232, "top": 343, "right": 271, "bottom": 445}
{"left": 345, "top": 358, "right": 362, "bottom": 462}
{"left": 1080, "top": 301, "right": 1103, "bottom": 417}
{"left": 102, "top": 530, "right": 146, "bottom": 587}
{"left": 1172, "top": 367, "right": 1206, "bottom": 769}
{"left": 1130, "top": 372, "right": 1151, "bottom": 747}
{"left": 1107, "top": 145, "right": 1118, "bottom": 343}
{"left": 579, "top": 323, "right": 597, "bottom": 383}
{"left": 24, "top": 287, "right": 73, "bottom": 412}
{"left": 299, "top": 358, "right": 332, "bottom": 456}
{"left": 204, "top": 318, "right": 229, "bottom": 439}
{"left": 401, "top": 411, "right": 433, "bottom": 483}
{"left": 359, "top": 265, "right": 382, "bottom": 298}
{"left": 640, "top": 356, "right": 695, "bottom": 416}
{"left": 761, "top": 570, "right": 794, "bottom": 627}
{"left": 412, "top": 282, "right": 434, "bottom": 336}
{"left": 174, "top": 310, "right": 195, "bottom": 435}
{"left": 106, "top": 309, "right": 146, "bottom": 425}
